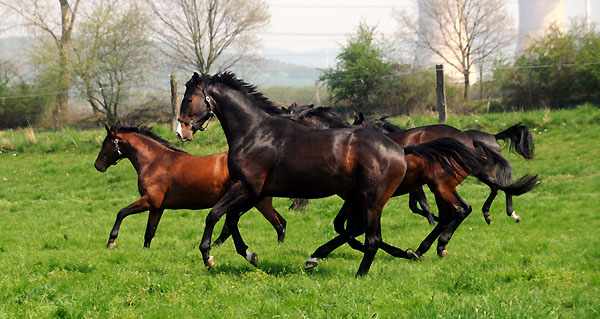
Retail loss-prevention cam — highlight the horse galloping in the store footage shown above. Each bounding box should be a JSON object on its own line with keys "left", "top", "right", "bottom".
{"left": 94, "top": 124, "right": 286, "bottom": 249}
{"left": 177, "top": 72, "right": 414, "bottom": 276}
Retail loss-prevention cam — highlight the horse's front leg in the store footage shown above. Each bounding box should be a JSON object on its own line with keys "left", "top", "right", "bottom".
{"left": 199, "top": 182, "right": 251, "bottom": 270}
{"left": 143, "top": 209, "right": 164, "bottom": 248}
{"left": 107, "top": 197, "right": 151, "bottom": 248}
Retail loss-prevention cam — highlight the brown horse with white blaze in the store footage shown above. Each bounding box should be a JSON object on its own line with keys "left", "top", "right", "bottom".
{"left": 94, "top": 124, "right": 286, "bottom": 249}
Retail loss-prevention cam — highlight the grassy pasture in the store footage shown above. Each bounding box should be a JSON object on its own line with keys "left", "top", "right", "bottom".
{"left": 0, "top": 105, "right": 599, "bottom": 318}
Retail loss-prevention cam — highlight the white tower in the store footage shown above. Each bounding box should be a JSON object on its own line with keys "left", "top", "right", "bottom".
{"left": 517, "top": 0, "right": 565, "bottom": 53}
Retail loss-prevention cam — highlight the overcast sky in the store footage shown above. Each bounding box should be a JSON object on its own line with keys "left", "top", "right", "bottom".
{"left": 262, "top": 0, "right": 600, "bottom": 52}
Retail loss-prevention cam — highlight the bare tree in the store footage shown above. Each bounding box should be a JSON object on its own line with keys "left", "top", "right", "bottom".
{"left": 0, "top": 0, "right": 82, "bottom": 129}
{"left": 146, "top": 0, "right": 270, "bottom": 73}
{"left": 70, "top": 1, "right": 153, "bottom": 124}
{"left": 394, "top": 0, "right": 514, "bottom": 101}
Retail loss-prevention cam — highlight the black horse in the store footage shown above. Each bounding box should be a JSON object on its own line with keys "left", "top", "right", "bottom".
{"left": 177, "top": 72, "right": 412, "bottom": 276}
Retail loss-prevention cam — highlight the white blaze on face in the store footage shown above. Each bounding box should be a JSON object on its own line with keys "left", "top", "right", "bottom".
{"left": 176, "top": 122, "right": 184, "bottom": 139}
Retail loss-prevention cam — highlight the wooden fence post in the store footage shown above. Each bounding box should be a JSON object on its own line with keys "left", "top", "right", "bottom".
{"left": 436, "top": 64, "right": 447, "bottom": 123}
{"left": 170, "top": 74, "right": 179, "bottom": 132}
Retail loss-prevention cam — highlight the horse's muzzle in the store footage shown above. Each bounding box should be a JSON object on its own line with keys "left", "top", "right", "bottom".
{"left": 94, "top": 162, "right": 107, "bottom": 172}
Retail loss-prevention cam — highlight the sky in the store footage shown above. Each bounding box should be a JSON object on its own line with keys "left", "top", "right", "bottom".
{"left": 261, "top": 0, "right": 600, "bottom": 66}
{"left": 1, "top": 0, "right": 599, "bottom": 68}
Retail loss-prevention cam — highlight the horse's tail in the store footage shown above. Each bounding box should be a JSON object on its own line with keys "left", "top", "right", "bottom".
{"left": 494, "top": 123, "right": 535, "bottom": 160}
{"left": 289, "top": 198, "right": 310, "bottom": 211}
{"left": 403, "top": 137, "right": 487, "bottom": 179}
{"left": 474, "top": 141, "right": 541, "bottom": 195}
{"left": 504, "top": 174, "right": 540, "bottom": 195}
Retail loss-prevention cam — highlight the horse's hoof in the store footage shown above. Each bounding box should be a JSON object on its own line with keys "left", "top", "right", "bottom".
{"left": 206, "top": 255, "right": 215, "bottom": 269}
{"left": 304, "top": 257, "right": 318, "bottom": 269}
{"left": 407, "top": 249, "right": 423, "bottom": 260}
{"left": 107, "top": 242, "right": 116, "bottom": 249}
{"left": 510, "top": 211, "right": 521, "bottom": 223}
{"left": 248, "top": 252, "right": 259, "bottom": 267}
{"left": 485, "top": 215, "right": 492, "bottom": 225}
{"left": 438, "top": 249, "right": 448, "bottom": 258}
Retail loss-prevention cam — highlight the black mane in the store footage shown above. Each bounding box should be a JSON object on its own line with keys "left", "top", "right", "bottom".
{"left": 297, "top": 107, "right": 351, "bottom": 128}
{"left": 195, "top": 71, "right": 287, "bottom": 116}
{"left": 369, "top": 117, "right": 402, "bottom": 133}
{"left": 113, "top": 124, "right": 186, "bottom": 153}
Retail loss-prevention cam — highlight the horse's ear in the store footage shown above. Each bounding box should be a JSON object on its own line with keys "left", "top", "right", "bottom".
{"left": 359, "top": 112, "right": 365, "bottom": 122}
{"left": 104, "top": 124, "right": 110, "bottom": 133}
{"left": 281, "top": 106, "right": 288, "bottom": 113}
{"left": 309, "top": 104, "right": 314, "bottom": 108}
{"left": 380, "top": 116, "right": 389, "bottom": 121}
{"left": 290, "top": 102, "right": 297, "bottom": 107}
{"left": 192, "top": 72, "right": 200, "bottom": 85}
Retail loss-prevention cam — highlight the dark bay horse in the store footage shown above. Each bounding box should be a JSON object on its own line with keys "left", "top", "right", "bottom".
{"left": 177, "top": 72, "right": 416, "bottom": 276}
{"left": 352, "top": 112, "right": 538, "bottom": 224}
{"left": 176, "top": 72, "right": 489, "bottom": 275}
{"left": 94, "top": 124, "right": 286, "bottom": 249}
{"left": 281, "top": 106, "right": 495, "bottom": 262}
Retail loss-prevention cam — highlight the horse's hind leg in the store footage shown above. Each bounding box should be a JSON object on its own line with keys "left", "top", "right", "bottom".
{"left": 505, "top": 193, "right": 521, "bottom": 222}
{"left": 143, "top": 209, "right": 164, "bottom": 248}
{"left": 305, "top": 202, "right": 360, "bottom": 269}
{"left": 356, "top": 206, "right": 383, "bottom": 277}
{"left": 107, "top": 197, "right": 151, "bottom": 249}
{"left": 409, "top": 188, "right": 437, "bottom": 226}
{"left": 481, "top": 185, "right": 499, "bottom": 225}
{"left": 436, "top": 194, "right": 472, "bottom": 258}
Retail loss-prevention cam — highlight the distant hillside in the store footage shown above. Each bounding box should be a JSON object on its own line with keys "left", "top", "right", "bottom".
{"left": 0, "top": 36, "right": 328, "bottom": 88}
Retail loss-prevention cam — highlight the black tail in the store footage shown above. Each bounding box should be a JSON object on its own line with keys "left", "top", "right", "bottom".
{"left": 474, "top": 141, "right": 541, "bottom": 195}
{"left": 403, "top": 137, "right": 487, "bottom": 179}
{"left": 504, "top": 174, "right": 540, "bottom": 195}
{"left": 495, "top": 123, "right": 535, "bottom": 159}
{"left": 289, "top": 198, "right": 310, "bottom": 211}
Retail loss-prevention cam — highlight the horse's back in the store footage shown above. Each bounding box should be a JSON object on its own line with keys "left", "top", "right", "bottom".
{"left": 259, "top": 126, "right": 406, "bottom": 199}
{"left": 389, "top": 124, "right": 473, "bottom": 146}
{"left": 464, "top": 130, "right": 501, "bottom": 153}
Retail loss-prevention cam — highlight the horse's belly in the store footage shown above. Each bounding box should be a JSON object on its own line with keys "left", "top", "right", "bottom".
{"left": 261, "top": 169, "right": 353, "bottom": 199}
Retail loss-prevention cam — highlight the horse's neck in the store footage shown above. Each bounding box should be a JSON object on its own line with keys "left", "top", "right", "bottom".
{"left": 121, "top": 133, "right": 168, "bottom": 174}
{"left": 211, "top": 87, "right": 270, "bottom": 145}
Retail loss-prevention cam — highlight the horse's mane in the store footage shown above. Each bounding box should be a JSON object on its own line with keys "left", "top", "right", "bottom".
{"left": 298, "top": 107, "right": 351, "bottom": 128}
{"left": 196, "top": 71, "right": 287, "bottom": 116}
{"left": 366, "top": 117, "right": 402, "bottom": 133}
{"left": 113, "top": 124, "right": 186, "bottom": 153}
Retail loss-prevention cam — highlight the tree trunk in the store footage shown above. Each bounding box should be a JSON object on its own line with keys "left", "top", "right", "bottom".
{"left": 463, "top": 71, "right": 470, "bottom": 101}
{"left": 170, "top": 74, "right": 179, "bottom": 132}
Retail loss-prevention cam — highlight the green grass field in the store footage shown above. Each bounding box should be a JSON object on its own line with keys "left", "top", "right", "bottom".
{"left": 1, "top": 105, "right": 599, "bottom": 318}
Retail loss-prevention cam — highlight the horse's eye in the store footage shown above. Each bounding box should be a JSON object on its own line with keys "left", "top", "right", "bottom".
{"left": 187, "top": 99, "right": 193, "bottom": 103}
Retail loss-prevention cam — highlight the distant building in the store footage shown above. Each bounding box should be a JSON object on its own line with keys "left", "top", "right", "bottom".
{"left": 517, "top": 0, "right": 565, "bottom": 53}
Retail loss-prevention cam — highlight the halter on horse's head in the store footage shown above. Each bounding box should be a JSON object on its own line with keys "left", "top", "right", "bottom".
{"left": 176, "top": 72, "right": 215, "bottom": 141}
{"left": 94, "top": 124, "right": 125, "bottom": 172}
